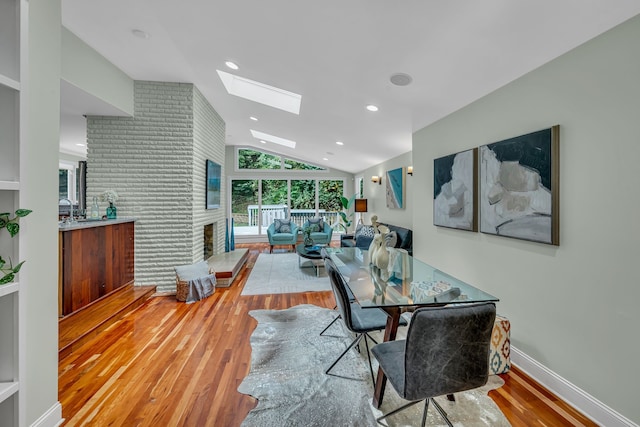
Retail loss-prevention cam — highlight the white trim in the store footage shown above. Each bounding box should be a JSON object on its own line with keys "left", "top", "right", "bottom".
{"left": 29, "top": 401, "right": 63, "bottom": 427}
{"left": 511, "top": 346, "right": 638, "bottom": 427}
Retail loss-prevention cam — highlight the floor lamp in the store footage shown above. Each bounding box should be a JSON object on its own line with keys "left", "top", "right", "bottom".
{"left": 354, "top": 198, "right": 368, "bottom": 225}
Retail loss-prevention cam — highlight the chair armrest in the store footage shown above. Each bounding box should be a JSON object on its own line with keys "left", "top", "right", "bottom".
{"left": 290, "top": 222, "right": 299, "bottom": 235}
{"left": 267, "top": 223, "right": 275, "bottom": 238}
{"left": 324, "top": 222, "right": 333, "bottom": 240}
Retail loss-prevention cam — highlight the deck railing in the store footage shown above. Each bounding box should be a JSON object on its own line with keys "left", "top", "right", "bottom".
{"left": 244, "top": 205, "right": 340, "bottom": 229}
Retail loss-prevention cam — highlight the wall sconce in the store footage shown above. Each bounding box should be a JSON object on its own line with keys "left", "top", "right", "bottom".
{"left": 371, "top": 176, "right": 381, "bottom": 185}
{"left": 407, "top": 166, "right": 413, "bottom": 176}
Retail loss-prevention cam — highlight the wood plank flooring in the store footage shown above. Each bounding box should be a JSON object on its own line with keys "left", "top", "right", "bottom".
{"left": 58, "top": 243, "right": 598, "bottom": 426}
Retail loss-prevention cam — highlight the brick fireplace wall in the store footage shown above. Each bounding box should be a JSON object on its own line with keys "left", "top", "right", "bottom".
{"left": 86, "top": 81, "right": 226, "bottom": 291}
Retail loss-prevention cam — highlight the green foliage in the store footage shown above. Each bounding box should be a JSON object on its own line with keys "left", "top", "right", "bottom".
{"left": 238, "top": 149, "right": 281, "bottom": 170}
{"left": 336, "top": 194, "right": 356, "bottom": 232}
{"left": 1, "top": 209, "right": 31, "bottom": 285}
{"left": 0, "top": 209, "right": 32, "bottom": 237}
{"left": 284, "top": 158, "right": 325, "bottom": 171}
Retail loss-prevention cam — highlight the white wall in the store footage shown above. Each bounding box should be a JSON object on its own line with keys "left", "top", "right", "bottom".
{"left": 61, "top": 27, "right": 134, "bottom": 116}
{"left": 192, "top": 87, "right": 226, "bottom": 260}
{"left": 412, "top": 15, "right": 640, "bottom": 424}
{"left": 25, "top": 0, "right": 63, "bottom": 424}
{"left": 357, "top": 151, "right": 413, "bottom": 229}
{"left": 87, "top": 81, "right": 226, "bottom": 291}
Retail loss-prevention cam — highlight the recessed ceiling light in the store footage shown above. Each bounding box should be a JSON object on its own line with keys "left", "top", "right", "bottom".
{"left": 251, "top": 130, "right": 296, "bottom": 148}
{"left": 390, "top": 73, "right": 413, "bottom": 86}
{"left": 75, "top": 143, "right": 86, "bottom": 147}
{"left": 260, "top": 140, "right": 266, "bottom": 144}
{"left": 250, "top": 116, "right": 258, "bottom": 121}
{"left": 217, "top": 70, "right": 301, "bottom": 114}
{"left": 225, "top": 61, "right": 239, "bottom": 70}
{"left": 323, "top": 157, "right": 329, "bottom": 161}
{"left": 366, "top": 104, "right": 379, "bottom": 112}
{"left": 131, "top": 29, "right": 150, "bottom": 39}
{"left": 335, "top": 141, "right": 344, "bottom": 146}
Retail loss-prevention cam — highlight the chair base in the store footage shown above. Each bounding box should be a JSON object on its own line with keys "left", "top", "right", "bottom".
{"left": 376, "top": 397, "right": 453, "bottom": 427}
{"left": 325, "top": 332, "right": 378, "bottom": 385}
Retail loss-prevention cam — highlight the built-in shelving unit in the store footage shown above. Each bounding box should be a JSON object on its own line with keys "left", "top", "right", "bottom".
{"left": 0, "top": 0, "right": 26, "bottom": 425}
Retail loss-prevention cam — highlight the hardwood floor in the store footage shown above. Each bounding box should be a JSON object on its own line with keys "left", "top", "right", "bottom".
{"left": 58, "top": 243, "right": 597, "bottom": 426}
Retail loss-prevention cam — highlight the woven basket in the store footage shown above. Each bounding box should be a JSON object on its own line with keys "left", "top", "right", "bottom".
{"left": 176, "top": 277, "right": 190, "bottom": 302}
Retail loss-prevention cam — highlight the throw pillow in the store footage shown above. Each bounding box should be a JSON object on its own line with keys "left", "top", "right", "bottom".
{"left": 307, "top": 217, "right": 324, "bottom": 232}
{"left": 356, "top": 225, "right": 375, "bottom": 239}
{"left": 175, "top": 261, "right": 210, "bottom": 281}
{"left": 274, "top": 218, "right": 292, "bottom": 233}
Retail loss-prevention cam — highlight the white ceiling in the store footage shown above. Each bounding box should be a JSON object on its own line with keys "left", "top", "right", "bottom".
{"left": 60, "top": 0, "right": 640, "bottom": 173}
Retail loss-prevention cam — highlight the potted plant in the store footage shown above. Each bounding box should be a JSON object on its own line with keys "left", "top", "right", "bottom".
{"left": 335, "top": 194, "right": 356, "bottom": 233}
{"left": 302, "top": 224, "right": 319, "bottom": 247}
{"left": 0, "top": 208, "right": 32, "bottom": 285}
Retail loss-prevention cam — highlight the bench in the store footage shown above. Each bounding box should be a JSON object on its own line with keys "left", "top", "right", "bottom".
{"left": 207, "top": 248, "right": 249, "bottom": 287}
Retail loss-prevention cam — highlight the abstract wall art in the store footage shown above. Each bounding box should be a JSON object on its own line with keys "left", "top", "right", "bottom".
{"left": 385, "top": 167, "right": 405, "bottom": 209}
{"left": 433, "top": 148, "right": 478, "bottom": 231}
{"left": 479, "top": 125, "right": 559, "bottom": 245}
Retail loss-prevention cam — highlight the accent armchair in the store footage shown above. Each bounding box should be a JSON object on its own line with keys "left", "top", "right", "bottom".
{"left": 302, "top": 217, "right": 333, "bottom": 245}
{"left": 266, "top": 219, "right": 299, "bottom": 253}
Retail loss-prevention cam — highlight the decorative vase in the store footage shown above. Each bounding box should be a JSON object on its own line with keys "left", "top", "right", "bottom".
{"left": 225, "top": 218, "right": 230, "bottom": 252}
{"left": 230, "top": 218, "right": 235, "bottom": 251}
{"left": 106, "top": 203, "right": 117, "bottom": 219}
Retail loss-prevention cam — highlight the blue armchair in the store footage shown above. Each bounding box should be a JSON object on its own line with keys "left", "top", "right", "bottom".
{"left": 267, "top": 219, "right": 299, "bottom": 253}
{"left": 302, "top": 218, "right": 333, "bottom": 245}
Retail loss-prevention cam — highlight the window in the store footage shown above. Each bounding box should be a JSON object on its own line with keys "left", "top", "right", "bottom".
{"left": 284, "top": 158, "right": 324, "bottom": 171}
{"left": 231, "top": 177, "right": 347, "bottom": 236}
{"left": 59, "top": 161, "right": 79, "bottom": 202}
{"left": 237, "top": 147, "right": 325, "bottom": 171}
{"left": 238, "top": 149, "right": 281, "bottom": 170}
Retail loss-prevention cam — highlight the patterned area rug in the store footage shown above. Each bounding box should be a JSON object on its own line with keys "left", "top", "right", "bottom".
{"left": 241, "top": 253, "right": 331, "bottom": 295}
{"left": 238, "top": 305, "right": 511, "bottom": 426}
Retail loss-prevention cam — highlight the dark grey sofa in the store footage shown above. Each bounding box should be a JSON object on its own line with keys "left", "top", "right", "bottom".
{"left": 340, "top": 222, "right": 413, "bottom": 256}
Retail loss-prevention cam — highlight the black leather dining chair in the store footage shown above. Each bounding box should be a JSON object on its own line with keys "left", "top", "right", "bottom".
{"left": 323, "top": 256, "right": 407, "bottom": 385}
{"left": 371, "top": 302, "right": 496, "bottom": 426}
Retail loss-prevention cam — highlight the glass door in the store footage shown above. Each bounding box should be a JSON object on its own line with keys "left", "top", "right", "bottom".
{"left": 231, "top": 179, "right": 258, "bottom": 236}
{"left": 260, "top": 179, "right": 288, "bottom": 234}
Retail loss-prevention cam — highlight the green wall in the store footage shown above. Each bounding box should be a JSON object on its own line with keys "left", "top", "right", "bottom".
{"left": 412, "top": 15, "right": 640, "bottom": 423}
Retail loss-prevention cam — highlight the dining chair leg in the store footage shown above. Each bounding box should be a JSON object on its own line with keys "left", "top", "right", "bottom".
{"left": 421, "top": 399, "right": 430, "bottom": 427}
{"left": 319, "top": 315, "right": 340, "bottom": 336}
{"left": 375, "top": 400, "right": 423, "bottom": 426}
{"left": 431, "top": 398, "right": 454, "bottom": 427}
{"left": 363, "top": 333, "right": 375, "bottom": 386}
{"left": 325, "top": 334, "right": 363, "bottom": 379}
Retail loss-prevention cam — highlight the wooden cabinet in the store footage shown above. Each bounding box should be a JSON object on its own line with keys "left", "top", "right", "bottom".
{"left": 60, "top": 220, "right": 135, "bottom": 316}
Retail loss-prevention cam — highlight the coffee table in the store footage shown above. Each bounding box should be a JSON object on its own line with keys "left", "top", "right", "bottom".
{"left": 296, "top": 243, "right": 325, "bottom": 277}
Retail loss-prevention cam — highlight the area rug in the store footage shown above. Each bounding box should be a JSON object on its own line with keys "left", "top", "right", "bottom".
{"left": 241, "top": 253, "right": 331, "bottom": 295}
{"left": 238, "top": 304, "right": 511, "bottom": 426}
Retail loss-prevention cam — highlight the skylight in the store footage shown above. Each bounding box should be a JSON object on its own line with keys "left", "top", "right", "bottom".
{"left": 217, "top": 70, "right": 302, "bottom": 114}
{"left": 250, "top": 130, "right": 296, "bottom": 149}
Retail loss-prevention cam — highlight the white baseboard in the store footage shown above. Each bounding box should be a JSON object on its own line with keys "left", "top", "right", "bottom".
{"left": 511, "top": 346, "right": 638, "bottom": 427}
{"left": 29, "top": 401, "right": 63, "bottom": 427}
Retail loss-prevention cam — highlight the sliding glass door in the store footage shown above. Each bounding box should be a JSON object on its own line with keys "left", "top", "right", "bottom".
{"left": 231, "top": 179, "right": 258, "bottom": 236}
{"left": 231, "top": 177, "right": 347, "bottom": 237}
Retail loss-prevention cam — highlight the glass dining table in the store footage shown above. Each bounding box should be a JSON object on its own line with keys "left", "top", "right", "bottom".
{"left": 323, "top": 246, "right": 499, "bottom": 408}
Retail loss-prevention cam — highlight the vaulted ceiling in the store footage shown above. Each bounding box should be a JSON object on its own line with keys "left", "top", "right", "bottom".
{"left": 61, "top": 0, "right": 640, "bottom": 173}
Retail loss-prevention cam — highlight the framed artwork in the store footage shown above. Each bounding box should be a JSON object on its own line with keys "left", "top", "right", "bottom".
{"left": 433, "top": 148, "right": 478, "bottom": 231}
{"left": 479, "top": 125, "right": 559, "bottom": 245}
{"left": 385, "top": 167, "right": 405, "bottom": 209}
{"left": 206, "top": 159, "right": 221, "bottom": 209}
